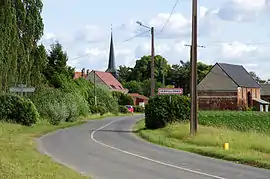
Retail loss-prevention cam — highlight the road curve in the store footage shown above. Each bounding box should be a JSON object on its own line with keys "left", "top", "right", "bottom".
{"left": 38, "top": 115, "right": 270, "bottom": 179}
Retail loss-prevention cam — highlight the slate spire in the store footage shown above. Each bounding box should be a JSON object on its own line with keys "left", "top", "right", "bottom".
{"left": 106, "top": 25, "right": 118, "bottom": 78}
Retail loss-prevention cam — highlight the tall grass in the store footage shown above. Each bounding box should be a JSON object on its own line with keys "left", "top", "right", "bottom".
{"left": 199, "top": 111, "right": 270, "bottom": 133}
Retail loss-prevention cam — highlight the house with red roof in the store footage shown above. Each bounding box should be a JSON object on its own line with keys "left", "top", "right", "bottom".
{"left": 87, "top": 70, "right": 128, "bottom": 93}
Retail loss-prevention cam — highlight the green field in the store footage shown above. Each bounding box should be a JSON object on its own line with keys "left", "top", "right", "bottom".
{"left": 0, "top": 113, "right": 128, "bottom": 179}
{"left": 134, "top": 111, "right": 270, "bottom": 169}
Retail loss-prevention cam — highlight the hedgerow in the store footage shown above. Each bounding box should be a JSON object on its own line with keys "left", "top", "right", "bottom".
{"left": 145, "top": 95, "right": 190, "bottom": 129}
{"left": 0, "top": 93, "right": 39, "bottom": 126}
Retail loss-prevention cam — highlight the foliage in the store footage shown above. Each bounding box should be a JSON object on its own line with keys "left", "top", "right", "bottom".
{"left": 44, "top": 42, "right": 75, "bottom": 87}
{"left": 134, "top": 106, "right": 145, "bottom": 113}
{"left": 198, "top": 111, "right": 270, "bottom": 133}
{"left": 119, "top": 105, "right": 129, "bottom": 113}
{"left": 112, "top": 91, "right": 134, "bottom": 105}
{"left": 30, "top": 88, "right": 89, "bottom": 125}
{"left": 0, "top": 93, "right": 39, "bottom": 126}
{"left": 119, "top": 55, "right": 212, "bottom": 96}
{"left": 145, "top": 95, "right": 191, "bottom": 129}
{"left": 88, "top": 84, "right": 119, "bottom": 114}
{"left": 89, "top": 105, "right": 106, "bottom": 116}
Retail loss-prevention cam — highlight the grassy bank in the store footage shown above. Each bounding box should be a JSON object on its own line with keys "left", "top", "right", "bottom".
{"left": 134, "top": 119, "right": 270, "bottom": 169}
{"left": 0, "top": 113, "right": 127, "bottom": 179}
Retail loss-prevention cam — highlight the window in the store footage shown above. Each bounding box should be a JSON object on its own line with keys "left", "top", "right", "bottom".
{"left": 118, "top": 85, "right": 122, "bottom": 89}
{"left": 110, "top": 85, "right": 116, "bottom": 89}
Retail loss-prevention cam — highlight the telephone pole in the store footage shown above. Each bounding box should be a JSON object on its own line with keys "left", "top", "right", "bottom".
{"left": 136, "top": 21, "right": 155, "bottom": 97}
{"left": 190, "top": 0, "right": 198, "bottom": 136}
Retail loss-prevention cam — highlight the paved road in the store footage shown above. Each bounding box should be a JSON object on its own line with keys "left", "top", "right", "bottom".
{"left": 38, "top": 115, "right": 270, "bottom": 179}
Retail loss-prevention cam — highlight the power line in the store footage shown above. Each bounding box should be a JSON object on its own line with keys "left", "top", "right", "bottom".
{"left": 123, "top": 30, "right": 150, "bottom": 42}
{"left": 161, "top": 0, "right": 179, "bottom": 33}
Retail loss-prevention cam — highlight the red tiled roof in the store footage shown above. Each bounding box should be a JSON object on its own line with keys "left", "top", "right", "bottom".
{"left": 128, "top": 93, "right": 149, "bottom": 100}
{"left": 95, "top": 71, "right": 125, "bottom": 90}
{"left": 74, "top": 72, "right": 87, "bottom": 79}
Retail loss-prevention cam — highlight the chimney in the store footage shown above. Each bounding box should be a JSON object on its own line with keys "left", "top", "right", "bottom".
{"left": 81, "top": 68, "right": 85, "bottom": 78}
{"left": 86, "top": 69, "right": 89, "bottom": 76}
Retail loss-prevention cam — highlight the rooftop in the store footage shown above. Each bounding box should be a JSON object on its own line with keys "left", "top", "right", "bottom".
{"left": 217, "top": 63, "right": 260, "bottom": 88}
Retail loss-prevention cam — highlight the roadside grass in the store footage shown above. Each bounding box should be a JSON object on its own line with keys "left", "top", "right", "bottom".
{"left": 134, "top": 119, "right": 270, "bottom": 169}
{"left": 0, "top": 113, "right": 128, "bottom": 179}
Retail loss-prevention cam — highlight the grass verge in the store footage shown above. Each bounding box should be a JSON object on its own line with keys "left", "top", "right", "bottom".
{"left": 134, "top": 119, "right": 270, "bottom": 170}
{"left": 0, "top": 113, "right": 128, "bottom": 179}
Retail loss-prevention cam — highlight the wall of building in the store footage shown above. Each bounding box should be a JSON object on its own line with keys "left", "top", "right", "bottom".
{"left": 237, "top": 87, "right": 260, "bottom": 107}
{"left": 87, "top": 71, "right": 110, "bottom": 90}
{"left": 198, "top": 91, "right": 238, "bottom": 110}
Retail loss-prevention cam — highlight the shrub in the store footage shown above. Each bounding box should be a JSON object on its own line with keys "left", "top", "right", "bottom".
{"left": 134, "top": 106, "right": 145, "bottom": 113}
{"left": 88, "top": 85, "right": 119, "bottom": 114}
{"left": 89, "top": 105, "right": 106, "bottom": 116}
{"left": 0, "top": 93, "right": 39, "bottom": 126}
{"left": 119, "top": 105, "right": 129, "bottom": 113}
{"left": 30, "top": 88, "right": 89, "bottom": 125}
{"left": 145, "top": 95, "right": 190, "bottom": 129}
{"left": 112, "top": 91, "right": 134, "bottom": 105}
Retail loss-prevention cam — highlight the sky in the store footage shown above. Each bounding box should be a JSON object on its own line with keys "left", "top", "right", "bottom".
{"left": 41, "top": 0, "right": 270, "bottom": 80}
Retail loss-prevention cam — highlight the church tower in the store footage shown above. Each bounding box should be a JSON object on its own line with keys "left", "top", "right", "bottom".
{"left": 106, "top": 26, "right": 118, "bottom": 78}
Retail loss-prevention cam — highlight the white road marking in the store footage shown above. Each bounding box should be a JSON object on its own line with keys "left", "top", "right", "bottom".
{"left": 90, "top": 118, "right": 227, "bottom": 179}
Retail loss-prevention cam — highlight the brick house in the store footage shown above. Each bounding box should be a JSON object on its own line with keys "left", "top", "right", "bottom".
{"left": 128, "top": 93, "right": 149, "bottom": 107}
{"left": 198, "top": 63, "right": 261, "bottom": 110}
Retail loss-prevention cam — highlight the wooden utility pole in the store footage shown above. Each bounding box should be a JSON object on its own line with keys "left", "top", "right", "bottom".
{"left": 151, "top": 27, "right": 155, "bottom": 97}
{"left": 190, "top": 0, "right": 198, "bottom": 136}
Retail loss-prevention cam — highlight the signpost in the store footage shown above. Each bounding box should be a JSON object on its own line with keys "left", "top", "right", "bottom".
{"left": 9, "top": 84, "right": 35, "bottom": 96}
{"left": 158, "top": 88, "right": 183, "bottom": 103}
{"left": 158, "top": 88, "right": 183, "bottom": 95}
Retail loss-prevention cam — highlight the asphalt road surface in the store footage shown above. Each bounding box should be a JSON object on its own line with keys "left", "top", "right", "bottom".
{"left": 38, "top": 115, "right": 270, "bottom": 179}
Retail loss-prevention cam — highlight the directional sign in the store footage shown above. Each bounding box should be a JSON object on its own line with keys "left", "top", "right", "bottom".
{"left": 158, "top": 88, "right": 183, "bottom": 95}
{"left": 9, "top": 87, "right": 35, "bottom": 93}
{"left": 9, "top": 84, "right": 35, "bottom": 96}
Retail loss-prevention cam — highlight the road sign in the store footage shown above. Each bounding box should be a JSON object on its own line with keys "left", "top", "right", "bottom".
{"left": 158, "top": 88, "right": 183, "bottom": 95}
{"left": 9, "top": 84, "right": 35, "bottom": 96}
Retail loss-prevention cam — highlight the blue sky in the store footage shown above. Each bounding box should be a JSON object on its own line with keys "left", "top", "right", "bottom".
{"left": 41, "top": 0, "right": 270, "bottom": 80}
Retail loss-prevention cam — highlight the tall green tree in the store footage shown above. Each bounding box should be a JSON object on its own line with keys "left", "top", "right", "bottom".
{"left": 44, "top": 42, "right": 75, "bottom": 88}
{"left": 0, "top": 0, "right": 19, "bottom": 91}
{"left": 129, "top": 55, "right": 170, "bottom": 83}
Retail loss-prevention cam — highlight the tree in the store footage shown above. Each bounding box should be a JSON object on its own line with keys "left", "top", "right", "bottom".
{"left": 249, "top": 71, "right": 265, "bottom": 83}
{"left": 129, "top": 55, "right": 170, "bottom": 83}
{"left": 44, "top": 42, "right": 75, "bottom": 87}
{"left": 118, "top": 65, "right": 132, "bottom": 83}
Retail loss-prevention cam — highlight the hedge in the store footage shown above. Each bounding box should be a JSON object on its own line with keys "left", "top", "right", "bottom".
{"left": 145, "top": 95, "right": 190, "bottom": 129}
{"left": 0, "top": 93, "right": 39, "bottom": 126}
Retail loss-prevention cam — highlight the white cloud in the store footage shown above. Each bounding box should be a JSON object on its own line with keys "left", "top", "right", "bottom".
{"left": 73, "top": 25, "right": 106, "bottom": 43}
{"left": 213, "top": 0, "right": 269, "bottom": 22}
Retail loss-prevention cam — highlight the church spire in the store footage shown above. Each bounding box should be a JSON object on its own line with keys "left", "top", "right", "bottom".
{"left": 106, "top": 24, "right": 118, "bottom": 78}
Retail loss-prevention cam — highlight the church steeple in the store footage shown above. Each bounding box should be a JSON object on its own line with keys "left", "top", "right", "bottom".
{"left": 106, "top": 25, "right": 118, "bottom": 78}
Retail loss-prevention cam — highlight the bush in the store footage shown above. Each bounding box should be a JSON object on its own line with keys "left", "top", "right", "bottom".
{"left": 119, "top": 105, "right": 129, "bottom": 113}
{"left": 145, "top": 95, "right": 190, "bottom": 129}
{"left": 88, "top": 85, "right": 119, "bottom": 114}
{"left": 0, "top": 93, "right": 39, "bottom": 126}
{"left": 134, "top": 106, "right": 145, "bottom": 113}
{"left": 30, "top": 88, "right": 89, "bottom": 125}
{"left": 112, "top": 91, "right": 134, "bottom": 105}
{"left": 89, "top": 105, "right": 106, "bottom": 116}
